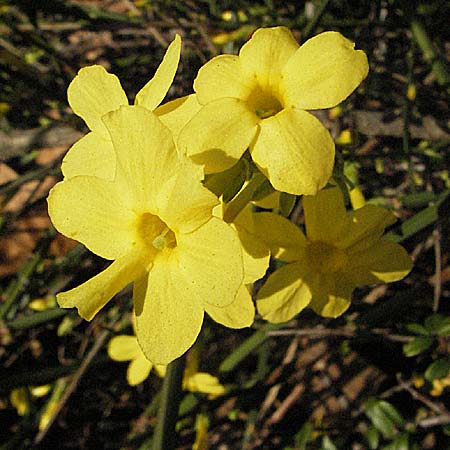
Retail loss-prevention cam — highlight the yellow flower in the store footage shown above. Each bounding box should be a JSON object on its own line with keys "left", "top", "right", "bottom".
{"left": 48, "top": 105, "right": 244, "bottom": 364}
{"left": 108, "top": 335, "right": 225, "bottom": 397}
{"left": 256, "top": 186, "right": 412, "bottom": 322}
{"left": 178, "top": 27, "right": 369, "bottom": 195}
{"left": 62, "top": 34, "right": 182, "bottom": 180}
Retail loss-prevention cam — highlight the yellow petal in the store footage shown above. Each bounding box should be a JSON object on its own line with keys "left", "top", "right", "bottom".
{"left": 47, "top": 177, "right": 135, "bottom": 260}
{"left": 240, "top": 234, "right": 270, "bottom": 283}
{"left": 67, "top": 65, "right": 128, "bottom": 138}
{"left": 176, "top": 217, "right": 244, "bottom": 308}
{"left": 206, "top": 284, "right": 255, "bottom": 329}
{"left": 214, "top": 204, "right": 269, "bottom": 283}
{"left": 247, "top": 212, "right": 307, "bottom": 262}
{"left": 134, "top": 254, "right": 205, "bottom": 365}
{"left": 108, "top": 335, "right": 142, "bottom": 362}
{"left": 239, "top": 26, "right": 298, "bottom": 90}
{"left": 233, "top": 224, "right": 270, "bottom": 283}
{"left": 184, "top": 373, "right": 225, "bottom": 397}
{"left": 251, "top": 108, "right": 334, "bottom": 195}
{"left": 281, "top": 31, "right": 369, "bottom": 110}
{"left": 193, "top": 55, "right": 251, "bottom": 104}
{"left": 102, "top": 105, "right": 179, "bottom": 210}
{"left": 157, "top": 162, "right": 218, "bottom": 234}
{"left": 127, "top": 354, "right": 153, "bottom": 386}
{"left": 61, "top": 132, "right": 115, "bottom": 180}
{"left": 309, "top": 273, "right": 353, "bottom": 318}
{"left": 349, "top": 186, "right": 366, "bottom": 209}
{"left": 135, "top": 34, "right": 181, "bottom": 110}
{"left": 155, "top": 94, "right": 202, "bottom": 141}
{"left": 57, "top": 251, "right": 145, "bottom": 321}
{"left": 257, "top": 262, "right": 313, "bottom": 323}
{"left": 154, "top": 365, "right": 167, "bottom": 377}
{"left": 303, "top": 186, "right": 349, "bottom": 245}
{"left": 346, "top": 239, "right": 412, "bottom": 285}
{"left": 339, "top": 204, "right": 397, "bottom": 250}
{"left": 178, "top": 98, "right": 259, "bottom": 173}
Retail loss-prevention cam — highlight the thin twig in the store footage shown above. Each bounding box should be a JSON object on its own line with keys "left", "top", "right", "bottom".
{"left": 432, "top": 225, "right": 442, "bottom": 312}
{"left": 267, "top": 327, "right": 412, "bottom": 343}
{"left": 34, "top": 324, "right": 113, "bottom": 445}
{"left": 397, "top": 377, "right": 450, "bottom": 418}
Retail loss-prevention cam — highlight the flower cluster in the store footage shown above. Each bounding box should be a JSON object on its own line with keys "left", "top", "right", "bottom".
{"left": 48, "top": 27, "right": 412, "bottom": 367}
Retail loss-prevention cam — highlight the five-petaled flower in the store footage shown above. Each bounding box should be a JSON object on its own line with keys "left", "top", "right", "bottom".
{"left": 256, "top": 186, "right": 412, "bottom": 322}
{"left": 48, "top": 105, "right": 244, "bottom": 365}
{"left": 178, "top": 27, "right": 369, "bottom": 195}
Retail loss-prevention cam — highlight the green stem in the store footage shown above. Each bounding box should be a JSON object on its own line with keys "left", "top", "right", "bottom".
{"left": 7, "top": 308, "right": 67, "bottom": 330}
{"left": 410, "top": 18, "right": 450, "bottom": 92}
{"left": 223, "top": 172, "right": 267, "bottom": 223}
{"left": 302, "top": 0, "right": 331, "bottom": 40}
{"left": 152, "top": 355, "right": 186, "bottom": 450}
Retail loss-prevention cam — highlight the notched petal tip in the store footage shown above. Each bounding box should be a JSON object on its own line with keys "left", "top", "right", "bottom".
{"left": 67, "top": 65, "right": 128, "bottom": 136}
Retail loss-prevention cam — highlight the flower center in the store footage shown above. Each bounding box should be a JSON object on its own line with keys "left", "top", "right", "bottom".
{"left": 136, "top": 212, "right": 176, "bottom": 252}
{"left": 306, "top": 241, "right": 348, "bottom": 274}
{"left": 246, "top": 86, "right": 283, "bottom": 119}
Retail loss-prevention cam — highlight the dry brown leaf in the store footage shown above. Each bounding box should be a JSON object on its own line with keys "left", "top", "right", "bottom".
{"left": 0, "top": 203, "right": 76, "bottom": 276}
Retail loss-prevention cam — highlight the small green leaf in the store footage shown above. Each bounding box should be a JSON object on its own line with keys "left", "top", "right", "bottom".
{"left": 424, "top": 314, "right": 447, "bottom": 333}
{"left": 436, "top": 322, "right": 450, "bottom": 337}
{"left": 279, "top": 192, "right": 296, "bottom": 217}
{"left": 425, "top": 358, "right": 450, "bottom": 381}
{"left": 403, "top": 336, "right": 434, "bottom": 357}
{"left": 251, "top": 179, "right": 274, "bottom": 202}
{"left": 364, "top": 425, "right": 379, "bottom": 449}
{"left": 365, "top": 399, "right": 401, "bottom": 439}
{"left": 405, "top": 323, "right": 429, "bottom": 336}
{"left": 378, "top": 401, "right": 404, "bottom": 427}
{"left": 321, "top": 435, "right": 337, "bottom": 450}
{"left": 383, "top": 432, "right": 409, "bottom": 450}
{"left": 223, "top": 164, "right": 247, "bottom": 202}
{"left": 295, "top": 422, "right": 313, "bottom": 450}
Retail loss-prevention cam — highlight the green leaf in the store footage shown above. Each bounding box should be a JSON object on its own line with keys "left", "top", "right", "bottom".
{"left": 425, "top": 314, "right": 446, "bottom": 332}
{"left": 365, "top": 399, "right": 402, "bottom": 439}
{"left": 378, "top": 401, "right": 404, "bottom": 427}
{"left": 204, "top": 159, "right": 247, "bottom": 199}
{"left": 251, "top": 179, "right": 274, "bottom": 202}
{"left": 223, "top": 160, "right": 249, "bottom": 203}
{"left": 295, "top": 422, "right": 314, "bottom": 450}
{"left": 364, "top": 425, "right": 379, "bottom": 449}
{"left": 383, "top": 432, "right": 409, "bottom": 450}
{"left": 425, "top": 358, "right": 450, "bottom": 381}
{"left": 279, "top": 192, "right": 296, "bottom": 217}
{"left": 405, "top": 323, "right": 429, "bottom": 336}
{"left": 403, "top": 336, "right": 434, "bottom": 357}
{"left": 423, "top": 315, "right": 450, "bottom": 337}
{"left": 321, "top": 435, "right": 337, "bottom": 450}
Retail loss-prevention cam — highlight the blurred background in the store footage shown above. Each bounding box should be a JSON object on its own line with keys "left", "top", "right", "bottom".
{"left": 0, "top": 1, "right": 449, "bottom": 448}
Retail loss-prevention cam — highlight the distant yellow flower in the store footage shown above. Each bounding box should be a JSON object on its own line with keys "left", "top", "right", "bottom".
{"left": 108, "top": 334, "right": 225, "bottom": 397}
{"left": 256, "top": 186, "right": 412, "bottom": 322}
{"left": 178, "top": 27, "right": 369, "bottom": 195}
{"left": 430, "top": 375, "right": 450, "bottom": 397}
{"left": 62, "top": 34, "right": 182, "bottom": 180}
{"left": 48, "top": 106, "right": 243, "bottom": 364}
